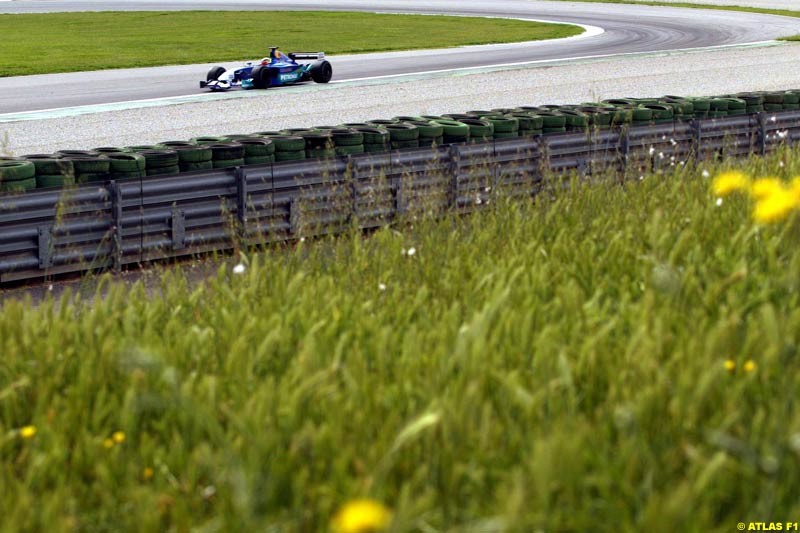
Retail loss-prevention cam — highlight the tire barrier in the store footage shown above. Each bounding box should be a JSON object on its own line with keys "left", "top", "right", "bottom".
{"left": 2, "top": 91, "right": 800, "bottom": 190}
{"left": 3, "top": 109, "right": 800, "bottom": 283}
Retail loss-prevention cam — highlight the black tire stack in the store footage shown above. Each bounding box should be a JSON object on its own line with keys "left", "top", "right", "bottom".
{"left": 22, "top": 154, "right": 75, "bottom": 189}
{"left": 56, "top": 150, "right": 111, "bottom": 184}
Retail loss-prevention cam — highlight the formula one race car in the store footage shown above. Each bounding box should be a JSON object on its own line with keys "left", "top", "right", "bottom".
{"left": 200, "top": 46, "right": 332, "bottom": 91}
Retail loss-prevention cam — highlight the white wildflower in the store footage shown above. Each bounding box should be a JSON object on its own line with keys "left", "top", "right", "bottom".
{"left": 716, "top": 198, "right": 723, "bottom": 207}
{"left": 378, "top": 283, "right": 387, "bottom": 291}
{"left": 233, "top": 263, "right": 246, "bottom": 275}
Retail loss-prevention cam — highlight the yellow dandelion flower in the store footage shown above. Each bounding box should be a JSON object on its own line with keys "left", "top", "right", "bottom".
{"left": 791, "top": 177, "right": 800, "bottom": 203}
{"left": 744, "top": 360, "right": 757, "bottom": 373}
{"left": 112, "top": 431, "right": 125, "bottom": 444}
{"left": 724, "top": 359, "right": 736, "bottom": 372}
{"left": 103, "top": 438, "right": 115, "bottom": 449}
{"left": 331, "top": 499, "right": 392, "bottom": 533}
{"left": 142, "top": 467, "right": 154, "bottom": 481}
{"left": 750, "top": 177, "right": 784, "bottom": 200}
{"left": 753, "top": 187, "right": 798, "bottom": 224}
{"left": 712, "top": 171, "right": 749, "bottom": 197}
{"left": 19, "top": 425, "right": 37, "bottom": 439}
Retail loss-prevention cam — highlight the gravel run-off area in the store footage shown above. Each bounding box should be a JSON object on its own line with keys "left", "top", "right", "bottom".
{"left": 3, "top": 43, "right": 800, "bottom": 157}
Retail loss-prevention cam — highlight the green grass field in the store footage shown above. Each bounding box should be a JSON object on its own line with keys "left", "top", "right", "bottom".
{"left": 0, "top": 11, "right": 582, "bottom": 77}
{"left": 2, "top": 151, "right": 800, "bottom": 531}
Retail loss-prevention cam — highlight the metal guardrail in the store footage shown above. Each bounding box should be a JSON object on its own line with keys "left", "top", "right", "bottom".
{"left": 1, "top": 112, "right": 798, "bottom": 284}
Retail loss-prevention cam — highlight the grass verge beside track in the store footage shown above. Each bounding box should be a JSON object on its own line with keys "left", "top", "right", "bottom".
{"left": 0, "top": 11, "right": 582, "bottom": 77}
{"left": 2, "top": 151, "right": 800, "bottom": 530}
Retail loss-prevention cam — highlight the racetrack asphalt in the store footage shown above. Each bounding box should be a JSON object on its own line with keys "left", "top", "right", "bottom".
{"left": 1, "top": 0, "right": 800, "bottom": 115}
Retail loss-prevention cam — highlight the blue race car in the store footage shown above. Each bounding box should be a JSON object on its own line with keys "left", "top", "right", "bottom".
{"left": 200, "top": 46, "right": 332, "bottom": 91}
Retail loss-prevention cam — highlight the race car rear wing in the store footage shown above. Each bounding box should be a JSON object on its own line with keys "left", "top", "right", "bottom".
{"left": 288, "top": 52, "right": 325, "bottom": 60}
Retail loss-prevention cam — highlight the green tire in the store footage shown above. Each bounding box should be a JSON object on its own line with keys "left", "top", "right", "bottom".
{"left": 335, "top": 144, "right": 365, "bottom": 156}
{"left": 364, "top": 143, "right": 390, "bottom": 153}
{"left": 76, "top": 173, "right": 109, "bottom": 184}
{"left": 536, "top": 112, "right": 567, "bottom": 128}
{"left": 1, "top": 176, "right": 36, "bottom": 192}
{"left": 431, "top": 119, "right": 470, "bottom": 138}
{"left": 172, "top": 145, "right": 212, "bottom": 163}
{"left": 403, "top": 121, "right": 444, "bottom": 139}
{"left": 493, "top": 131, "right": 519, "bottom": 139}
{"left": 330, "top": 129, "right": 365, "bottom": 146}
{"left": 306, "top": 149, "right": 337, "bottom": 159}
{"left": 211, "top": 158, "right": 245, "bottom": 169}
{"left": 22, "top": 155, "right": 74, "bottom": 176}
{"left": 190, "top": 136, "right": 228, "bottom": 145}
{"left": 275, "top": 150, "right": 306, "bottom": 162}
{"left": 460, "top": 118, "right": 494, "bottom": 138}
{"left": 146, "top": 165, "right": 181, "bottom": 176}
{"left": 244, "top": 155, "right": 276, "bottom": 165}
{"left": 784, "top": 92, "right": 800, "bottom": 105}
{"left": 237, "top": 138, "right": 275, "bottom": 157}
{"left": 391, "top": 140, "right": 420, "bottom": 149}
{"left": 107, "top": 153, "right": 146, "bottom": 173}
{"left": 93, "top": 146, "right": 131, "bottom": 154}
{"left": 354, "top": 127, "right": 390, "bottom": 145}
{"left": 509, "top": 113, "right": 544, "bottom": 130}
{"left": 180, "top": 161, "right": 214, "bottom": 172}
{"left": 0, "top": 160, "right": 36, "bottom": 181}
{"left": 36, "top": 174, "right": 76, "bottom": 188}
{"left": 209, "top": 143, "right": 245, "bottom": 161}
{"left": 385, "top": 123, "right": 419, "bottom": 142}
{"left": 482, "top": 116, "right": 519, "bottom": 133}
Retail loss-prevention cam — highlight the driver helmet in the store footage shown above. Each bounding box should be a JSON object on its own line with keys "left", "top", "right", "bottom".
{"left": 260, "top": 57, "right": 271, "bottom": 66}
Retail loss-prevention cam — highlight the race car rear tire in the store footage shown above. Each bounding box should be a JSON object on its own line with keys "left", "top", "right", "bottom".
{"left": 251, "top": 65, "right": 270, "bottom": 89}
{"left": 207, "top": 65, "right": 226, "bottom": 82}
{"left": 310, "top": 60, "right": 333, "bottom": 84}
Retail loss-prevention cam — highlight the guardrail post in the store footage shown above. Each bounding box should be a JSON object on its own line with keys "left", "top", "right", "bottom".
{"left": 690, "top": 119, "right": 701, "bottom": 163}
{"left": 109, "top": 180, "right": 123, "bottom": 271}
{"left": 757, "top": 112, "right": 767, "bottom": 156}
{"left": 619, "top": 126, "right": 630, "bottom": 174}
{"left": 346, "top": 156, "right": 357, "bottom": 224}
{"left": 235, "top": 167, "right": 248, "bottom": 241}
{"left": 448, "top": 145, "right": 460, "bottom": 209}
{"left": 37, "top": 225, "right": 53, "bottom": 270}
{"left": 171, "top": 207, "right": 185, "bottom": 250}
{"left": 289, "top": 197, "right": 299, "bottom": 236}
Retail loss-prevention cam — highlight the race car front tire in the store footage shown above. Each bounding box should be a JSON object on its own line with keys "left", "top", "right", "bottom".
{"left": 251, "top": 65, "right": 271, "bottom": 89}
{"left": 207, "top": 65, "right": 226, "bottom": 82}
